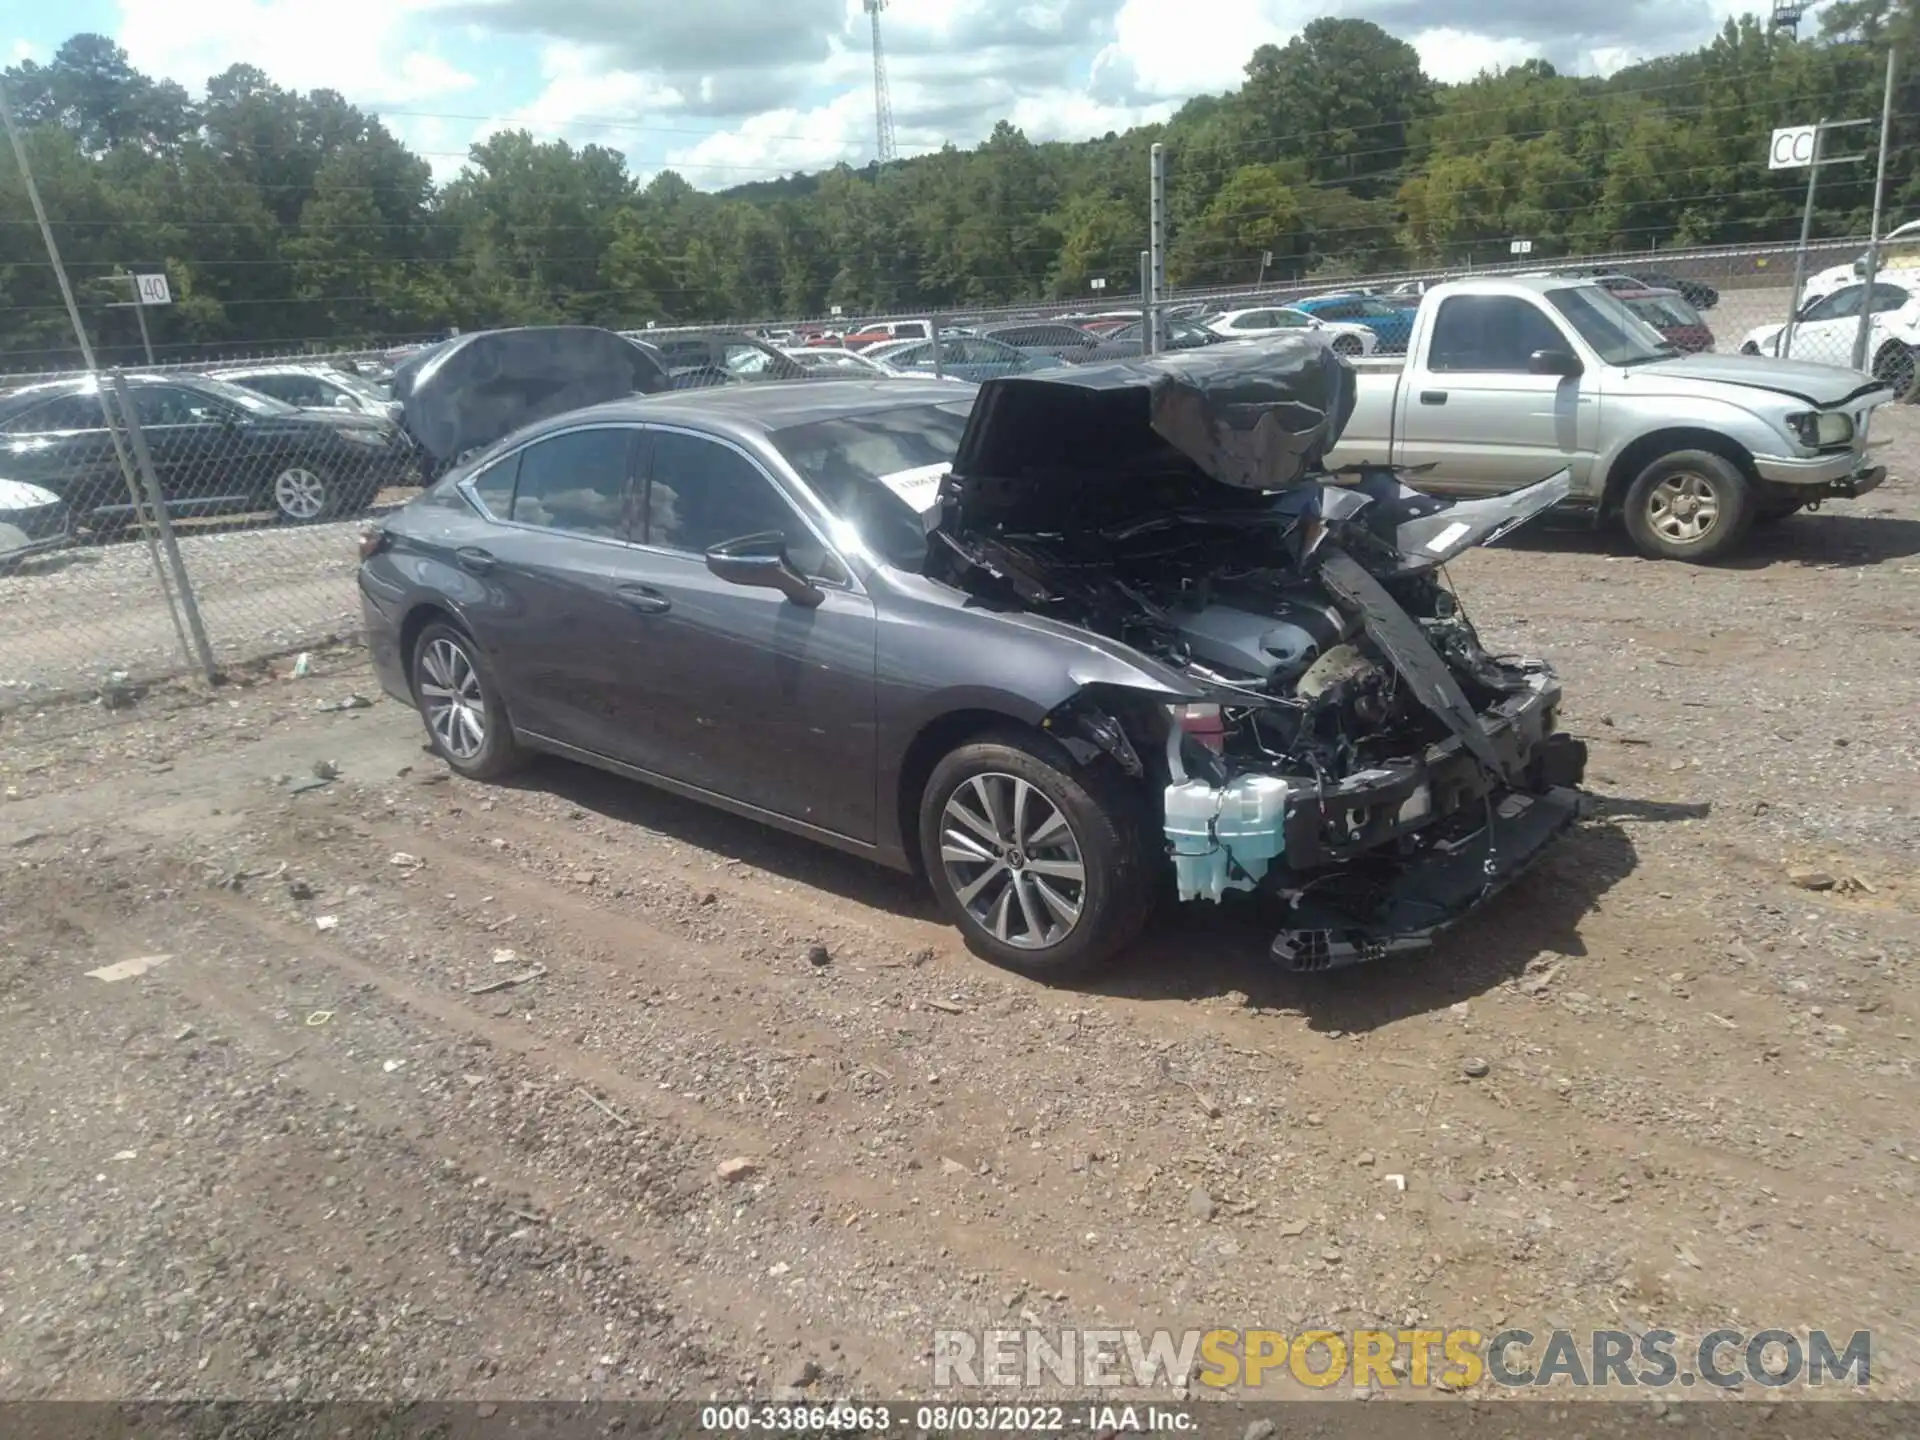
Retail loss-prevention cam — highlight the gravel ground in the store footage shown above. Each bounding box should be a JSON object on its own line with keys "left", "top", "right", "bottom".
{"left": 0, "top": 413, "right": 1916, "bottom": 1415}
{"left": 0, "top": 493, "right": 414, "bottom": 702}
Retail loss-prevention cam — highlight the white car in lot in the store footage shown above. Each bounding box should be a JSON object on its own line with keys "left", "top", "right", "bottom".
{"left": 1206, "top": 306, "right": 1379, "bottom": 356}
{"left": 780, "top": 346, "right": 905, "bottom": 377}
{"left": 1739, "top": 270, "right": 1920, "bottom": 395}
{"left": 1797, "top": 219, "right": 1920, "bottom": 308}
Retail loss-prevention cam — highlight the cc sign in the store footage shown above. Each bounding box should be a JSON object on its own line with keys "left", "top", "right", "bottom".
{"left": 1769, "top": 124, "right": 1819, "bottom": 169}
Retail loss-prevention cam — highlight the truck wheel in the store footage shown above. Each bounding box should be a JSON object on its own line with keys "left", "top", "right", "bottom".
{"left": 918, "top": 729, "right": 1155, "bottom": 979}
{"left": 1331, "top": 334, "right": 1362, "bottom": 357}
{"left": 1622, "top": 450, "right": 1755, "bottom": 562}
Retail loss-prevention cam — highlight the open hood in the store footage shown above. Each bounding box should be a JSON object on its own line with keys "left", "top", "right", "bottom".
{"left": 394, "top": 326, "right": 671, "bottom": 463}
{"left": 1640, "top": 353, "right": 1893, "bottom": 408}
{"left": 946, "top": 337, "right": 1356, "bottom": 504}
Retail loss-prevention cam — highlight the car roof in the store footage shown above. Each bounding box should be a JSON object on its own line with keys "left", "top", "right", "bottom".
{"left": 212, "top": 364, "right": 341, "bottom": 378}
{"left": 517, "top": 379, "right": 965, "bottom": 441}
{"left": 0, "top": 370, "right": 219, "bottom": 417}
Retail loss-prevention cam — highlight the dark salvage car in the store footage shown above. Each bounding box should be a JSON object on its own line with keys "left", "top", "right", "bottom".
{"left": 359, "top": 340, "right": 1588, "bottom": 976}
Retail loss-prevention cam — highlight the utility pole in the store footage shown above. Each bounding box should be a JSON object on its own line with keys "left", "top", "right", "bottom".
{"left": 1148, "top": 143, "right": 1166, "bottom": 356}
{"left": 1853, "top": 50, "right": 1899, "bottom": 373}
{"left": 1780, "top": 116, "right": 1869, "bottom": 357}
{"left": 863, "top": 0, "right": 897, "bottom": 165}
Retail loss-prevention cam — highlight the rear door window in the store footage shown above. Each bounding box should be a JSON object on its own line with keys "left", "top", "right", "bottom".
{"left": 504, "top": 427, "right": 637, "bottom": 540}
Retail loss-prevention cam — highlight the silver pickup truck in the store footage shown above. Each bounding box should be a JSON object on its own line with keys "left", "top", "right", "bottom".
{"left": 1323, "top": 275, "right": 1892, "bottom": 560}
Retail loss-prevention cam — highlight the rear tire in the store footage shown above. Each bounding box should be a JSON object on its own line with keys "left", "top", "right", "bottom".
{"left": 269, "top": 465, "right": 343, "bottom": 524}
{"left": 410, "top": 621, "right": 524, "bottom": 780}
{"left": 919, "top": 729, "right": 1156, "bottom": 978}
{"left": 1622, "top": 450, "right": 1755, "bottom": 562}
{"left": 1331, "top": 335, "right": 1362, "bottom": 357}
{"left": 1872, "top": 341, "right": 1919, "bottom": 401}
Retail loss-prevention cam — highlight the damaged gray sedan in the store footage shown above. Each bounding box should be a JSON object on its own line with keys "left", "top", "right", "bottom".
{"left": 359, "top": 330, "right": 1588, "bottom": 976}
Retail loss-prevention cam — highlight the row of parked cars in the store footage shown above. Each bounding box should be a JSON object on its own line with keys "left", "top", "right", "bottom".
{"left": 0, "top": 359, "right": 422, "bottom": 567}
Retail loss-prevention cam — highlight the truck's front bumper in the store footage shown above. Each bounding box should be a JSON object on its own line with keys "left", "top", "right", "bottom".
{"left": 1752, "top": 448, "right": 1887, "bottom": 499}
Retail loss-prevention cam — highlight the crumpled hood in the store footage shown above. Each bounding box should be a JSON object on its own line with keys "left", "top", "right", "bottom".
{"left": 1637, "top": 353, "right": 1892, "bottom": 408}
{"left": 394, "top": 325, "right": 671, "bottom": 463}
{"left": 947, "top": 337, "right": 1356, "bottom": 499}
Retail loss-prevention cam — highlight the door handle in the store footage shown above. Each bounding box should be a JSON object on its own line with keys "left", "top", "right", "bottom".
{"left": 1419, "top": 391, "right": 1448, "bottom": 406}
{"left": 615, "top": 583, "right": 672, "bottom": 615}
{"left": 455, "top": 546, "right": 495, "bottom": 574}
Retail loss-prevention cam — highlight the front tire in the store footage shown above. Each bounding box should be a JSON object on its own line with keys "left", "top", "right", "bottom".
{"left": 1331, "top": 335, "right": 1362, "bottom": 357}
{"left": 919, "top": 730, "right": 1155, "bottom": 978}
{"left": 1621, "top": 450, "right": 1755, "bottom": 562}
{"left": 410, "top": 622, "right": 524, "bottom": 780}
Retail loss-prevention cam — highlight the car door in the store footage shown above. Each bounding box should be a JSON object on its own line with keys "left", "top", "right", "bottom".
{"left": 0, "top": 390, "right": 123, "bottom": 522}
{"left": 610, "top": 425, "right": 879, "bottom": 841}
{"left": 123, "top": 384, "right": 253, "bottom": 514}
{"left": 1394, "top": 293, "right": 1597, "bottom": 495}
{"left": 1782, "top": 284, "right": 1863, "bottom": 364}
{"left": 451, "top": 424, "right": 650, "bottom": 756}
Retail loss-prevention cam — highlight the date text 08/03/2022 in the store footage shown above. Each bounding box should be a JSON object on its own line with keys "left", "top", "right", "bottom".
{"left": 699, "top": 1404, "right": 1196, "bottom": 1433}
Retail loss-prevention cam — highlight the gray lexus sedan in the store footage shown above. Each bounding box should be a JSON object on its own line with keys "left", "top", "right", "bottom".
{"left": 360, "top": 359, "right": 1586, "bottom": 977}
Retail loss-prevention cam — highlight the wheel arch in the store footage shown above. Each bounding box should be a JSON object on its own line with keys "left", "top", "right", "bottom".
{"left": 1602, "top": 428, "right": 1758, "bottom": 518}
{"left": 890, "top": 683, "right": 1170, "bottom": 879}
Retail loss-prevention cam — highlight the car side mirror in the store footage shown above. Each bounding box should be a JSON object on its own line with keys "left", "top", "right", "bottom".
{"left": 1529, "top": 348, "right": 1583, "bottom": 377}
{"left": 705, "top": 531, "right": 824, "bottom": 607}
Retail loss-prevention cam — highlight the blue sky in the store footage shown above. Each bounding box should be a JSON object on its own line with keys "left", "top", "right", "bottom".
{"left": 6, "top": 0, "right": 1766, "bottom": 190}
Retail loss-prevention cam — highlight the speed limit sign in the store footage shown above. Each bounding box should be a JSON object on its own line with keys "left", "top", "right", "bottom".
{"left": 133, "top": 273, "right": 173, "bottom": 305}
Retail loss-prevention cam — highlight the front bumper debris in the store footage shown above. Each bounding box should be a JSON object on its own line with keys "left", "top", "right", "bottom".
{"left": 1271, "top": 782, "right": 1586, "bottom": 973}
{"left": 1752, "top": 449, "right": 1886, "bottom": 495}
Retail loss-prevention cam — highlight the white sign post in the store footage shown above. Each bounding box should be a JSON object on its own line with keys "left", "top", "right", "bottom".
{"left": 1509, "top": 239, "right": 1533, "bottom": 255}
{"left": 1769, "top": 125, "right": 1819, "bottom": 169}
{"left": 133, "top": 273, "right": 172, "bottom": 305}
{"left": 1090, "top": 277, "right": 1107, "bottom": 291}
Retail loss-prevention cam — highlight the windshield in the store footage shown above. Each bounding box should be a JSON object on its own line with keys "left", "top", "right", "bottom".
{"left": 189, "top": 376, "right": 302, "bottom": 415}
{"left": 1545, "top": 285, "right": 1675, "bottom": 365}
{"left": 771, "top": 401, "right": 973, "bottom": 569}
{"left": 330, "top": 369, "right": 392, "bottom": 402}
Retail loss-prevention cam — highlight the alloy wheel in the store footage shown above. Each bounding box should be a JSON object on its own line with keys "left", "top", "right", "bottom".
{"left": 1647, "top": 471, "right": 1721, "bottom": 545}
{"left": 419, "top": 637, "right": 487, "bottom": 759}
{"left": 272, "top": 468, "right": 329, "bottom": 520}
{"left": 938, "top": 772, "right": 1086, "bottom": 950}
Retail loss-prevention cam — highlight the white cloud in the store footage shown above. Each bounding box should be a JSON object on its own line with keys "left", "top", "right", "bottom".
{"left": 114, "top": 0, "right": 475, "bottom": 105}
{"left": 11, "top": 40, "right": 40, "bottom": 63}
{"left": 1095, "top": 0, "right": 1286, "bottom": 100}
{"left": 664, "top": 90, "right": 875, "bottom": 182}
{"left": 1409, "top": 27, "right": 1545, "bottom": 84}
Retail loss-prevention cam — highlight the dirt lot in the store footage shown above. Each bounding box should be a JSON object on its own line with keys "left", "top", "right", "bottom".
{"left": 2, "top": 424, "right": 1919, "bottom": 1411}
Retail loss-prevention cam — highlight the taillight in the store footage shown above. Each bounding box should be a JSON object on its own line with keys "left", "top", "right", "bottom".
{"left": 1173, "top": 703, "right": 1226, "bottom": 753}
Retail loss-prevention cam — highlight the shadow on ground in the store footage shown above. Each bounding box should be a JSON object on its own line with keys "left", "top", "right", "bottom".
{"left": 1497, "top": 510, "right": 1920, "bottom": 568}
{"left": 509, "top": 751, "right": 1708, "bottom": 1034}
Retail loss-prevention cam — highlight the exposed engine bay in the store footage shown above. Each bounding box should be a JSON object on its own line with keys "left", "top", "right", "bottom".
{"left": 927, "top": 342, "right": 1590, "bottom": 970}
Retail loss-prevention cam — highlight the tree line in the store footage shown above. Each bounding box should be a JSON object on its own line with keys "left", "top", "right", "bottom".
{"left": 1, "top": 0, "right": 1914, "bottom": 369}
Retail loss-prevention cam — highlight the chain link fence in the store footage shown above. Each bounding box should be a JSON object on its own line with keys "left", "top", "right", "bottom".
{"left": 4, "top": 235, "right": 1917, "bottom": 736}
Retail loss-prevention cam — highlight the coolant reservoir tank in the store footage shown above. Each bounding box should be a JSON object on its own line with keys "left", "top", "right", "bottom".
{"left": 1162, "top": 775, "right": 1290, "bottom": 904}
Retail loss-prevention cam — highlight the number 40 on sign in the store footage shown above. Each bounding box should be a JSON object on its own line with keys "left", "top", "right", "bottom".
{"left": 133, "top": 273, "right": 172, "bottom": 305}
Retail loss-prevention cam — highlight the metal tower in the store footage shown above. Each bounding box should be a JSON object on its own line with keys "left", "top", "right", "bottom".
{"left": 1770, "top": 0, "right": 1809, "bottom": 37}
{"left": 864, "top": 0, "right": 898, "bottom": 164}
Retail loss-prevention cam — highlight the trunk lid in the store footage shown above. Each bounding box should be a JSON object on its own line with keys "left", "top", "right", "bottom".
{"left": 394, "top": 325, "right": 671, "bottom": 464}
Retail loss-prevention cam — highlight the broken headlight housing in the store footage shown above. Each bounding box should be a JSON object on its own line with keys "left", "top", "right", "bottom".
{"left": 1785, "top": 410, "right": 1853, "bottom": 449}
